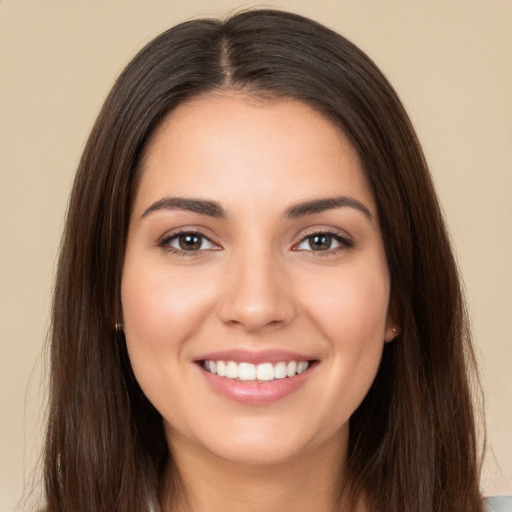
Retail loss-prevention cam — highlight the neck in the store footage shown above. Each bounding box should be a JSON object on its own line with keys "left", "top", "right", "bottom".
{"left": 163, "top": 431, "right": 354, "bottom": 512}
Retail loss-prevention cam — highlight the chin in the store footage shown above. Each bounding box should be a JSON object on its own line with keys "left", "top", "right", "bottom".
{"left": 168, "top": 414, "right": 346, "bottom": 469}
{"left": 210, "top": 438, "right": 304, "bottom": 466}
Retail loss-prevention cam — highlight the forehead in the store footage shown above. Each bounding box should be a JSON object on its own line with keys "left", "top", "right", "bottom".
{"left": 134, "top": 93, "right": 376, "bottom": 216}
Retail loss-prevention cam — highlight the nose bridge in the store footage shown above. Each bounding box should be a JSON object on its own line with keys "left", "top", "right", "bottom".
{"left": 218, "top": 242, "right": 296, "bottom": 332}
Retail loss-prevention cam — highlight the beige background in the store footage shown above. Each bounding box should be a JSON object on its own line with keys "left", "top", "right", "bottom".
{"left": 1, "top": 1, "right": 510, "bottom": 510}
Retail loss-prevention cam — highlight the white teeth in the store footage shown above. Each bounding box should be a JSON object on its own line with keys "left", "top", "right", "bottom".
{"left": 296, "top": 361, "right": 308, "bottom": 374}
{"left": 274, "top": 362, "right": 287, "bottom": 379}
{"left": 286, "top": 361, "right": 297, "bottom": 377}
{"left": 238, "top": 362, "right": 256, "bottom": 381}
{"left": 216, "top": 360, "right": 226, "bottom": 377}
{"left": 257, "top": 362, "right": 274, "bottom": 381}
{"left": 226, "top": 361, "right": 239, "bottom": 379}
{"left": 203, "top": 359, "right": 310, "bottom": 381}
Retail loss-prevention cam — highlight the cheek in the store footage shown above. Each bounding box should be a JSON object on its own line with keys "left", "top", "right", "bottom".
{"left": 120, "top": 262, "right": 220, "bottom": 425}
{"left": 306, "top": 262, "right": 390, "bottom": 344}
{"left": 301, "top": 261, "right": 390, "bottom": 413}
{"left": 120, "top": 261, "right": 216, "bottom": 374}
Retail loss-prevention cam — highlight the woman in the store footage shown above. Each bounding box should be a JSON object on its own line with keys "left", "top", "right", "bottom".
{"left": 43, "top": 8, "right": 503, "bottom": 512}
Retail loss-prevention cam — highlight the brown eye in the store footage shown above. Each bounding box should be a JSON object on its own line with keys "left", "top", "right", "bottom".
{"left": 178, "top": 233, "right": 203, "bottom": 251}
{"left": 160, "top": 231, "right": 218, "bottom": 253}
{"left": 295, "top": 231, "right": 353, "bottom": 253}
{"left": 308, "top": 234, "right": 333, "bottom": 251}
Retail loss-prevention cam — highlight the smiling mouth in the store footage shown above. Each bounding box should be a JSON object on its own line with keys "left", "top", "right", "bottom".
{"left": 201, "top": 360, "right": 316, "bottom": 382}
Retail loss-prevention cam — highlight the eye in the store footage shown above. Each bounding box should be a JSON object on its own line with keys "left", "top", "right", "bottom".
{"left": 159, "top": 231, "right": 218, "bottom": 253}
{"left": 295, "top": 231, "right": 353, "bottom": 252}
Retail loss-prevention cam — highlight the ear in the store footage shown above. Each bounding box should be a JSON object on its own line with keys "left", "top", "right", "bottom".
{"left": 384, "top": 323, "right": 400, "bottom": 343}
{"left": 384, "top": 302, "right": 400, "bottom": 342}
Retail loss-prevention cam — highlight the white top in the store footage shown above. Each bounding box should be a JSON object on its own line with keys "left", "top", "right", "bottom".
{"left": 485, "top": 495, "right": 512, "bottom": 512}
{"left": 146, "top": 495, "right": 510, "bottom": 511}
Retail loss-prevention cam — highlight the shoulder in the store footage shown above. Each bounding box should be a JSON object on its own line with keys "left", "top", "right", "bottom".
{"left": 485, "top": 495, "right": 512, "bottom": 512}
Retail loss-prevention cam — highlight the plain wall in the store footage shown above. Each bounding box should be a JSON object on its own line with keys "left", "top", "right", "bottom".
{"left": 1, "top": 1, "right": 510, "bottom": 510}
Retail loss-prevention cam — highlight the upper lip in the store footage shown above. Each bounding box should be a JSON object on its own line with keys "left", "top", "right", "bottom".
{"left": 194, "top": 349, "right": 315, "bottom": 365}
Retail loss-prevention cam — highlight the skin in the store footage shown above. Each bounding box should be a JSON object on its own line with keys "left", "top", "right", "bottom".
{"left": 121, "top": 93, "right": 398, "bottom": 511}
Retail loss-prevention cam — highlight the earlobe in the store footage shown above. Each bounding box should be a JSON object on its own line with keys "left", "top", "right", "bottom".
{"left": 384, "top": 297, "right": 400, "bottom": 342}
{"left": 384, "top": 325, "right": 400, "bottom": 343}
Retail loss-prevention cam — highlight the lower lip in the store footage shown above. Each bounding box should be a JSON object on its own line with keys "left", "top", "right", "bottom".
{"left": 199, "top": 364, "right": 315, "bottom": 405}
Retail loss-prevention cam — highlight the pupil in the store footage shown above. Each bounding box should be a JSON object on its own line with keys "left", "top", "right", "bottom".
{"left": 310, "top": 234, "right": 331, "bottom": 251}
{"left": 179, "top": 234, "right": 201, "bottom": 251}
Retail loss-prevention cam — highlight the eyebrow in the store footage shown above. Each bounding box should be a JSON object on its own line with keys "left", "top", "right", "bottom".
{"left": 140, "top": 195, "right": 373, "bottom": 221}
{"left": 141, "top": 197, "right": 226, "bottom": 219}
{"left": 284, "top": 196, "right": 373, "bottom": 220}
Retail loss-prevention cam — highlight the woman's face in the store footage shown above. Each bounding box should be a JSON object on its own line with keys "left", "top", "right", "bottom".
{"left": 122, "top": 94, "right": 396, "bottom": 466}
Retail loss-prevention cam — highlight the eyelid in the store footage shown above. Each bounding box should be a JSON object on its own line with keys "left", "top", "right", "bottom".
{"left": 292, "top": 227, "right": 354, "bottom": 253}
{"left": 157, "top": 227, "right": 222, "bottom": 254}
{"left": 156, "top": 225, "right": 353, "bottom": 256}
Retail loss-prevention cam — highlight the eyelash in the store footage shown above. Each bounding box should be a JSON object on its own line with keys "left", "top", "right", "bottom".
{"left": 158, "top": 229, "right": 220, "bottom": 257}
{"left": 157, "top": 228, "right": 354, "bottom": 256}
{"left": 293, "top": 229, "right": 354, "bottom": 256}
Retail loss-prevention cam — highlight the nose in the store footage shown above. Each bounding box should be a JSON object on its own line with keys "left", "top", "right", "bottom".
{"left": 217, "top": 248, "right": 297, "bottom": 333}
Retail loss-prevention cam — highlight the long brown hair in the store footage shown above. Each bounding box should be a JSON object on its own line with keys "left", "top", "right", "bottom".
{"left": 44, "top": 9, "right": 484, "bottom": 512}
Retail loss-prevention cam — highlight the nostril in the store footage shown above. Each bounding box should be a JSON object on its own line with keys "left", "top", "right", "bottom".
{"left": 216, "top": 266, "right": 297, "bottom": 331}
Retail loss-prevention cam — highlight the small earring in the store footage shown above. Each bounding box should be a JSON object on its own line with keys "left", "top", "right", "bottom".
{"left": 385, "top": 327, "right": 399, "bottom": 343}
{"left": 115, "top": 322, "right": 123, "bottom": 332}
